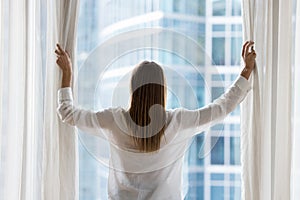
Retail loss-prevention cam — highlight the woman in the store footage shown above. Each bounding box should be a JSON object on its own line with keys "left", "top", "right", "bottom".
{"left": 55, "top": 41, "right": 256, "bottom": 200}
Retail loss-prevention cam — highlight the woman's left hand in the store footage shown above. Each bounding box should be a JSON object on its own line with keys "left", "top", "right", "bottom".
{"left": 55, "top": 44, "right": 72, "bottom": 88}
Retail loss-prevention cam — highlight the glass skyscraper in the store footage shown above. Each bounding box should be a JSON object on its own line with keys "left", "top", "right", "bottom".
{"left": 76, "top": 0, "right": 243, "bottom": 199}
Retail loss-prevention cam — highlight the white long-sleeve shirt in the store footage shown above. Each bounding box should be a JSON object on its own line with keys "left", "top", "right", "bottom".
{"left": 57, "top": 76, "right": 251, "bottom": 200}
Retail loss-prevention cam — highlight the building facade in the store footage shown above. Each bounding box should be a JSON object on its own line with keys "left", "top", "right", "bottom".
{"left": 77, "top": 0, "right": 243, "bottom": 199}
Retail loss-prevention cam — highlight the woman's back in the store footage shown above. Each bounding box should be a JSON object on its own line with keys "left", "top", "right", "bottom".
{"left": 106, "top": 108, "right": 190, "bottom": 200}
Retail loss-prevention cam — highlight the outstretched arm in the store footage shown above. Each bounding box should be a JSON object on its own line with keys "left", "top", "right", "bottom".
{"left": 54, "top": 44, "right": 114, "bottom": 139}
{"left": 171, "top": 41, "right": 256, "bottom": 139}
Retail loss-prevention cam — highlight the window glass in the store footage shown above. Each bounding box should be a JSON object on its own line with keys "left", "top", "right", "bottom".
{"left": 211, "top": 173, "right": 225, "bottom": 180}
{"left": 188, "top": 134, "right": 205, "bottom": 166}
{"left": 230, "top": 137, "right": 241, "bottom": 165}
{"left": 211, "top": 186, "right": 224, "bottom": 199}
{"left": 187, "top": 0, "right": 206, "bottom": 16}
{"left": 213, "top": 0, "right": 226, "bottom": 16}
{"left": 230, "top": 186, "right": 241, "bottom": 200}
{"left": 231, "top": 37, "right": 243, "bottom": 65}
{"left": 211, "top": 137, "right": 224, "bottom": 165}
{"left": 230, "top": 173, "right": 241, "bottom": 181}
{"left": 173, "top": 0, "right": 206, "bottom": 16}
{"left": 186, "top": 172, "right": 204, "bottom": 199}
{"left": 230, "top": 123, "right": 240, "bottom": 131}
{"left": 212, "top": 37, "right": 225, "bottom": 65}
{"left": 211, "top": 124, "right": 225, "bottom": 131}
{"left": 212, "top": 74, "right": 225, "bottom": 81}
{"left": 231, "top": 24, "right": 242, "bottom": 31}
{"left": 231, "top": 74, "right": 239, "bottom": 81}
{"left": 232, "top": 0, "right": 242, "bottom": 16}
{"left": 213, "top": 24, "right": 226, "bottom": 32}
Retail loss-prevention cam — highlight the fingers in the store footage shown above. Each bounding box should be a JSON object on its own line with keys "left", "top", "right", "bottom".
{"left": 250, "top": 51, "right": 256, "bottom": 58}
{"left": 242, "top": 41, "right": 249, "bottom": 57}
{"left": 55, "top": 44, "right": 72, "bottom": 71}
{"left": 55, "top": 43, "right": 67, "bottom": 58}
{"left": 242, "top": 41, "right": 255, "bottom": 58}
{"left": 56, "top": 57, "right": 63, "bottom": 67}
{"left": 56, "top": 43, "right": 64, "bottom": 53}
{"left": 55, "top": 43, "right": 71, "bottom": 60}
{"left": 245, "top": 50, "right": 256, "bottom": 63}
{"left": 245, "top": 41, "right": 254, "bottom": 57}
{"left": 55, "top": 49, "right": 63, "bottom": 56}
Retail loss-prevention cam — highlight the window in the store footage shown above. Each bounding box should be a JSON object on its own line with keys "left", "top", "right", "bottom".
{"left": 213, "top": 0, "right": 226, "bottom": 16}
{"left": 172, "top": 0, "right": 206, "bottom": 16}
{"left": 77, "top": 0, "right": 243, "bottom": 199}
{"left": 231, "top": 37, "right": 243, "bottom": 65}
{"left": 211, "top": 137, "right": 225, "bottom": 165}
{"left": 230, "top": 137, "right": 241, "bottom": 165}
{"left": 212, "top": 37, "right": 225, "bottom": 65}
{"left": 232, "top": 0, "right": 242, "bottom": 16}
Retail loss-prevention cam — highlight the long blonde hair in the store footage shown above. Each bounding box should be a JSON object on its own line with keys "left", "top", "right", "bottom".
{"left": 128, "top": 61, "right": 166, "bottom": 152}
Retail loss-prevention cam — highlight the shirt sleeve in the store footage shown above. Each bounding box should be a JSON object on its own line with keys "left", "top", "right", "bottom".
{"left": 170, "top": 75, "right": 251, "bottom": 136}
{"left": 56, "top": 87, "right": 114, "bottom": 139}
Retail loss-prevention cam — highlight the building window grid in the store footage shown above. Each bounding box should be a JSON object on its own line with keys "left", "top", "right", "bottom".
{"left": 77, "top": 0, "right": 243, "bottom": 199}
{"left": 201, "top": 0, "right": 242, "bottom": 199}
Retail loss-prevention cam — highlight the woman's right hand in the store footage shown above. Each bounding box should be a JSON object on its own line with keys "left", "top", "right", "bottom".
{"left": 240, "top": 41, "right": 256, "bottom": 80}
{"left": 242, "top": 41, "right": 256, "bottom": 70}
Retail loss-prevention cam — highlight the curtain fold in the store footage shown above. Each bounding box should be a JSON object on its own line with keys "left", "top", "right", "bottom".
{"left": 0, "top": 0, "right": 44, "bottom": 199}
{"left": 241, "top": 0, "right": 293, "bottom": 199}
{"left": 0, "top": 0, "right": 80, "bottom": 199}
{"left": 292, "top": 0, "right": 300, "bottom": 199}
{"left": 0, "top": 0, "right": 4, "bottom": 177}
{"left": 240, "top": 1, "right": 262, "bottom": 199}
{"left": 42, "top": 0, "right": 79, "bottom": 200}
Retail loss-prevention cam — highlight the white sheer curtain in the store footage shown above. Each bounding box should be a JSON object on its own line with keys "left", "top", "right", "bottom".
{"left": 42, "top": 0, "right": 79, "bottom": 199}
{"left": 0, "top": 0, "right": 80, "bottom": 199}
{"left": 241, "top": 0, "right": 293, "bottom": 199}
{"left": 0, "top": 1, "right": 43, "bottom": 199}
{"left": 292, "top": 0, "right": 300, "bottom": 199}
